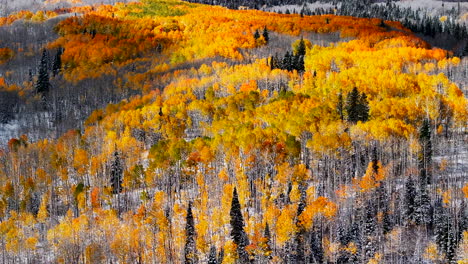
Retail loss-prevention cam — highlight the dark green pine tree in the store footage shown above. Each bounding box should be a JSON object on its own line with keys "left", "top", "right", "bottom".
{"left": 208, "top": 246, "right": 217, "bottom": 264}
{"left": 230, "top": 187, "right": 250, "bottom": 263}
{"left": 362, "top": 203, "right": 376, "bottom": 262}
{"left": 337, "top": 91, "right": 344, "bottom": 121}
{"left": 375, "top": 183, "right": 392, "bottom": 234}
{"left": 217, "top": 248, "right": 224, "bottom": 264}
{"left": 418, "top": 119, "right": 432, "bottom": 185}
{"left": 403, "top": 177, "right": 417, "bottom": 225}
{"left": 35, "top": 49, "right": 51, "bottom": 99}
{"left": 295, "top": 188, "right": 307, "bottom": 264}
{"left": 184, "top": 202, "right": 198, "bottom": 264}
{"left": 345, "top": 87, "right": 361, "bottom": 123}
{"left": 357, "top": 92, "right": 370, "bottom": 122}
{"left": 110, "top": 151, "right": 123, "bottom": 194}
{"left": 262, "top": 26, "right": 269, "bottom": 43}
{"left": 434, "top": 198, "right": 457, "bottom": 263}
{"left": 415, "top": 184, "right": 432, "bottom": 226}
{"left": 457, "top": 200, "right": 467, "bottom": 243}
{"left": 253, "top": 29, "right": 260, "bottom": 40}
{"left": 463, "top": 42, "right": 468, "bottom": 57}
{"left": 282, "top": 51, "right": 293, "bottom": 71}
{"left": 310, "top": 228, "right": 324, "bottom": 264}
{"left": 263, "top": 223, "right": 272, "bottom": 260}
{"left": 295, "top": 37, "right": 307, "bottom": 57}
{"left": 345, "top": 87, "right": 369, "bottom": 123}
{"left": 52, "top": 47, "right": 63, "bottom": 77}
{"left": 269, "top": 54, "right": 280, "bottom": 70}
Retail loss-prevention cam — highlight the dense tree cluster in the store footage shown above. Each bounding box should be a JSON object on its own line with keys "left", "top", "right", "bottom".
{"left": 0, "top": 0, "right": 466, "bottom": 263}
{"left": 186, "top": 0, "right": 468, "bottom": 54}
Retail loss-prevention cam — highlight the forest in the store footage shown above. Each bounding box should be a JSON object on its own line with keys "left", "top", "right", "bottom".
{"left": 0, "top": 0, "right": 467, "bottom": 263}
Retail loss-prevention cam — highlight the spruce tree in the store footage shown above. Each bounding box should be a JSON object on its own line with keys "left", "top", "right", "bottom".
{"left": 110, "top": 151, "right": 123, "bottom": 194}
{"left": 357, "top": 92, "right": 370, "bottom": 122}
{"left": 230, "top": 187, "right": 250, "bottom": 263}
{"left": 263, "top": 223, "right": 272, "bottom": 260}
{"left": 295, "top": 37, "right": 306, "bottom": 57}
{"left": 208, "top": 246, "right": 217, "bottom": 264}
{"left": 345, "top": 87, "right": 361, "bottom": 123}
{"left": 418, "top": 119, "right": 432, "bottom": 185}
{"left": 262, "top": 26, "right": 269, "bottom": 43}
{"left": 184, "top": 202, "right": 198, "bottom": 264}
{"left": 463, "top": 42, "right": 468, "bottom": 57}
{"left": 253, "top": 29, "right": 260, "bottom": 40}
{"left": 403, "top": 177, "right": 417, "bottom": 225}
{"left": 362, "top": 204, "right": 376, "bottom": 261}
{"left": 52, "top": 47, "right": 63, "bottom": 77}
{"left": 310, "top": 228, "right": 324, "bottom": 264}
{"left": 337, "top": 91, "right": 344, "bottom": 121}
{"left": 434, "top": 198, "right": 457, "bottom": 263}
{"left": 35, "top": 49, "right": 51, "bottom": 99}
{"left": 415, "top": 184, "right": 431, "bottom": 226}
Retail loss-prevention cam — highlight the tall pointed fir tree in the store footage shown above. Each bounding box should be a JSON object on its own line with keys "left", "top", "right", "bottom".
{"left": 345, "top": 87, "right": 369, "bottom": 123}
{"left": 230, "top": 187, "right": 250, "bottom": 263}
{"left": 253, "top": 29, "right": 260, "bottom": 40}
{"left": 184, "top": 202, "right": 198, "bottom": 264}
{"left": 415, "top": 183, "right": 431, "bottom": 226}
{"left": 434, "top": 198, "right": 457, "bottom": 263}
{"left": 337, "top": 90, "right": 344, "bottom": 121}
{"left": 295, "top": 188, "right": 307, "bottom": 264}
{"left": 418, "top": 119, "right": 432, "bottom": 185}
{"left": 262, "top": 26, "right": 269, "bottom": 43}
{"left": 403, "top": 177, "right": 417, "bottom": 225}
{"left": 52, "top": 47, "right": 63, "bottom": 77}
{"left": 35, "top": 49, "right": 51, "bottom": 100}
{"left": 262, "top": 223, "right": 272, "bottom": 260}
{"left": 208, "top": 246, "right": 217, "bottom": 264}
{"left": 362, "top": 202, "right": 377, "bottom": 262}
{"left": 310, "top": 227, "right": 324, "bottom": 264}
{"left": 110, "top": 151, "right": 123, "bottom": 194}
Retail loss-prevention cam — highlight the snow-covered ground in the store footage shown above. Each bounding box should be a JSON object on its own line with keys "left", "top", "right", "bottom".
{"left": 0, "top": 0, "right": 136, "bottom": 16}
{"left": 0, "top": 120, "right": 20, "bottom": 145}
{"left": 266, "top": 0, "right": 468, "bottom": 22}
{"left": 265, "top": 2, "right": 335, "bottom": 13}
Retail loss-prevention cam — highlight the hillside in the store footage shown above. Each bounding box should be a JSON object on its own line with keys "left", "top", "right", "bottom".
{"left": 0, "top": 0, "right": 467, "bottom": 263}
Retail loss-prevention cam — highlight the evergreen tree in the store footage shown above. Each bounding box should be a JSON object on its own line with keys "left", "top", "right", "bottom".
{"left": 310, "top": 229, "right": 324, "bottom": 264}
{"left": 337, "top": 91, "right": 344, "bottom": 121}
{"left": 362, "top": 204, "right": 376, "bottom": 261}
{"left": 403, "top": 177, "right": 417, "bottom": 225}
{"left": 347, "top": 88, "right": 369, "bottom": 123}
{"left": 217, "top": 248, "right": 224, "bottom": 264}
{"left": 434, "top": 198, "right": 459, "bottom": 263}
{"left": 294, "top": 55, "right": 305, "bottom": 72}
{"left": 35, "top": 49, "right": 51, "bottom": 99}
{"left": 282, "top": 51, "right": 293, "bottom": 71}
{"left": 52, "top": 47, "right": 63, "bottom": 77}
{"left": 184, "top": 202, "right": 198, "bottom": 264}
{"left": 463, "top": 42, "right": 468, "bottom": 57}
{"left": 110, "top": 151, "right": 123, "bottom": 194}
{"left": 262, "top": 223, "right": 272, "bottom": 260}
{"left": 418, "top": 119, "right": 432, "bottom": 185}
{"left": 269, "top": 54, "right": 280, "bottom": 70}
{"left": 357, "top": 92, "right": 370, "bottom": 122}
{"left": 262, "top": 26, "right": 269, "bottom": 43}
{"left": 345, "top": 87, "right": 362, "bottom": 123}
{"left": 208, "top": 246, "right": 217, "bottom": 264}
{"left": 253, "top": 29, "right": 260, "bottom": 40}
{"left": 230, "top": 187, "right": 250, "bottom": 263}
{"left": 295, "top": 37, "right": 306, "bottom": 57}
{"left": 415, "top": 184, "right": 432, "bottom": 225}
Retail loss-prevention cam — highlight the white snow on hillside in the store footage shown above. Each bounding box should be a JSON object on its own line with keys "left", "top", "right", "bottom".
{"left": 0, "top": 0, "right": 135, "bottom": 16}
